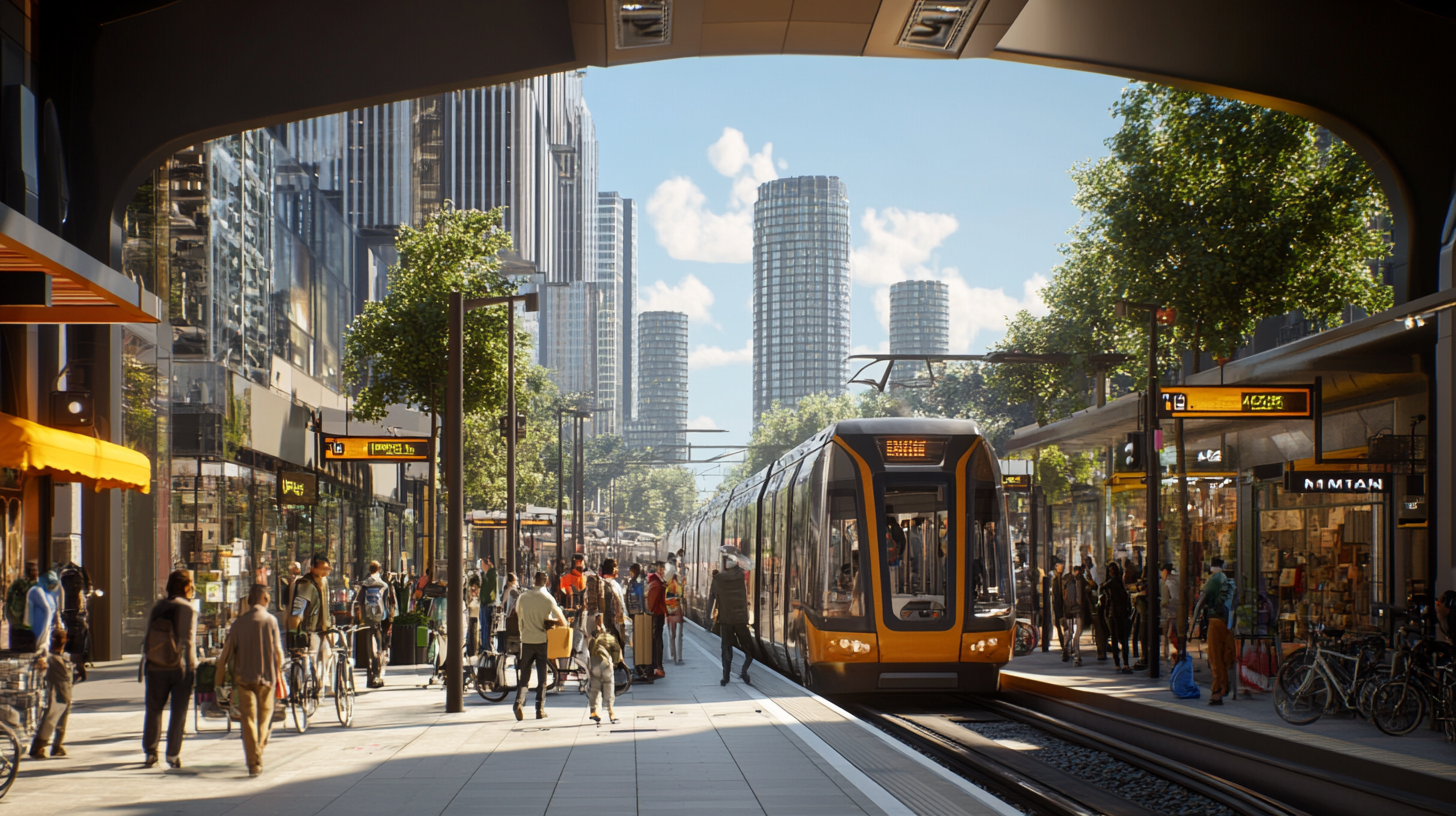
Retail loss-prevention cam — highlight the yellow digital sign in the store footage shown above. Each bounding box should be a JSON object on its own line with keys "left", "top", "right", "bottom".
{"left": 278, "top": 471, "right": 317, "bottom": 505}
{"left": 322, "top": 436, "right": 432, "bottom": 462}
{"left": 884, "top": 438, "right": 927, "bottom": 460}
{"left": 1158, "top": 386, "right": 1312, "bottom": 419}
{"left": 877, "top": 437, "right": 947, "bottom": 464}
{"left": 1002, "top": 474, "right": 1032, "bottom": 490}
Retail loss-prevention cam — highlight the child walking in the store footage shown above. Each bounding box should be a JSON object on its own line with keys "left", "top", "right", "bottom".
{"left": 587, "top": 613, "right": 622, "bottom": 725}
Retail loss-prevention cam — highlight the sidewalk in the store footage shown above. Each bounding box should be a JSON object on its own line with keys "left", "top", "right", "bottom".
{"left": 1004, "top": 639, "right": 1456, "bottom": 783}
{"left": 2, "top": 625, "right": 1011, "bottom": 816}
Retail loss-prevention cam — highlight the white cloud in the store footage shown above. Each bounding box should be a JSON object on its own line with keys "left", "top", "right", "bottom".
{"left": 688, "top": 340, "right": 752, "bottom": 370}
{"left": 646, "top": 128, "right": 778, "bottom": 263}
{"left": 687, "top": 415, "right": 721, "bottom": 431}
{"left": 641, "top": 274, "right": 717, "bottom": 326}
{"left": 851, "top": 207, "right": 1048, "bottom": 352}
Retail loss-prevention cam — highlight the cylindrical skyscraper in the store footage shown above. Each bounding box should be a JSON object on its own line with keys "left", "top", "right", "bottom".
{"left": 889, "top": 279, "right": 950, "bottom": 387}
{"left": 752, "top": 176, "right": 851, "bottom": 421}
{"left": 628, "top": 311, "right": 689, "bottom": 459}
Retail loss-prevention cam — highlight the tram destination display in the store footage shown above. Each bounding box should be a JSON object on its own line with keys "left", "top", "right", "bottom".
{"left": 1157, "top": 385, "right": 1312, "bottom": 419}
{"left": 321, "top": 435, "right": 432, "bottom": 462}
{"left": 278, "top": 471, "right": 317, "bottom": 506}
{"left": 877, "top": 436, "right": 948, "bottom": 464}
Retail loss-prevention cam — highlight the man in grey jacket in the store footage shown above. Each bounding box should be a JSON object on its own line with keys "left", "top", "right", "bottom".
{"left": 708, "top": 550, "right": 754, "bottom": 686}
{"left": 217, "top": 584, "right": 284, "bottom": 776}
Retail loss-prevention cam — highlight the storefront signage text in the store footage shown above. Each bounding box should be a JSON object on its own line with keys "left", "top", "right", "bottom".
{"left": 321, "top": 436, "right": 432, "bottom": 462}
{"left": 1284, "top": 471, "right": 1389, "bottom": 494}
{"left": 1002, "top": 474, "right": 1031, "bottom": 490}
{"left": 1158, "top": 385, "right": 1313, "bottom": 419}
{"left": 278, "top": 471, "right": 317, "bottom": 505}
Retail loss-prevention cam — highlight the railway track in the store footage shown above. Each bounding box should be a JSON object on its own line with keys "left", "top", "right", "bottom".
{"left": 844, "top": 697, "right": 1307, "bottom": 816}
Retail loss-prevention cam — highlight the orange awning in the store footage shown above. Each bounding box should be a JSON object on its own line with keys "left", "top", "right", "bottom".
{"left": 0, "top": 412, "right": 151, "bottom": 493}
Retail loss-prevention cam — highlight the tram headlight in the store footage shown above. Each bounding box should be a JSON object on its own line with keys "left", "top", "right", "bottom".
{"left": 835, "top": 638, "right": 871, "bottom": 654}
{"left": 974, "top": 605, "right": 1014, "bottom": 618}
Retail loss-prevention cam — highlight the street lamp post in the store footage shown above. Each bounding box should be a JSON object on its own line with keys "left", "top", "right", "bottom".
{"left": 446, "top": 288, "right": 538, "bottom": 714}
{"left": 1115, "top": 299, "right": 1173, "bottom": 680}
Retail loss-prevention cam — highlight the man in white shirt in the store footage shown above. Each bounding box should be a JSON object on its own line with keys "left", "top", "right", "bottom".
{"left": 513, "top": 572, "right": 566, "bottom": 721}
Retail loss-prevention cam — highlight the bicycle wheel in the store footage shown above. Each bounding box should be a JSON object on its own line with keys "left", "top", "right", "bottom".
{"left": 614, "top": 661, "right": 632, "bottom": 696}
{"left": 1275, "top": 648, "right": 1313, "bottom": 696}
{"left": 1441, "top": 681, "right": 1456, "bottom": 743}
{"left": 1373, "top": 680, "right": 1428, "bottom": 736}
{"left": 0, "top": 722, "right": 18, "bottom": 799}
{"left": 335, "top": 658, "right": 355, "bottom": 727}
{"left": 1273, "top": 664, "right": 1329, "bottom": 725}
{"left": 287, "top": 663, "right": 310, "bottom": 734}
{"left": 1356, "top": 666, "right": 1390, "bottom": 720}
{"left": 476, "top": 653, "right": 510, "bottom": 703}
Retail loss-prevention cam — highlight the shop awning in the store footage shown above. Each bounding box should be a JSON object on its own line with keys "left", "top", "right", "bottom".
{"left": 0, "top": 413, "right": 151, "bottom": 492}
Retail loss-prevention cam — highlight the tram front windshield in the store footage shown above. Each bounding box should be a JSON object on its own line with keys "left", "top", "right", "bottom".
{"left": 882, "top": 482, "right": 954, "bottom": 628}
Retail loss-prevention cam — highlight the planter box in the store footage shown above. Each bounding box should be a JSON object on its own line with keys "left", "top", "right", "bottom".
{"left": 389, "top": 625, "right": 429, "bottom": 665}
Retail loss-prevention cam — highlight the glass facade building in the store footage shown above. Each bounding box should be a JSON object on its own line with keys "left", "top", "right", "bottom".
{"left": 752, "top": 176, "right": 851, "bottom": 421}
{"left": 888, "top": 279, "right": 950, "bottom": 386}
{"left": 628, "top": 311, "right": 689, "bottom": 458}
{"left": 595, "top": 192, "right": 638, "bottom": 435}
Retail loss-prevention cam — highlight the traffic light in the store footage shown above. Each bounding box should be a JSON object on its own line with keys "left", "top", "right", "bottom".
{"left": 498, "top": 412, "right": 527, "bottom": 439}
{"left": 1120, "top": 432, "right": 1144, "bottom": 470}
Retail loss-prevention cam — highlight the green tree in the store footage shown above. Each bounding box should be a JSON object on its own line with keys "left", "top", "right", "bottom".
{"left": 343, "top": 203, "right": 526, "bottom": 424}
{"left": 461, "top": 365, "right": 562, "bottom": 511}
{"left": 618, "top": 466, "right": 698, "bottom": 536}
{"left": 722, "top": 392, "right": 906, "bottom": 490}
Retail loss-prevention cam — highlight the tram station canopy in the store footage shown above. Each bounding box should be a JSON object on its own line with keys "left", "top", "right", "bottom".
{"left": 0, "top": 413, "right": 151, "bottom": 493}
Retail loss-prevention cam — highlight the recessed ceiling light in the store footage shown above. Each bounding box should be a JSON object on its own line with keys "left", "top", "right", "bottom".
{"left": 898, "top": 0, "right": 979, "bottom": 53}
{"left": 617, "top": 1, "right": 671, "bottom": 50}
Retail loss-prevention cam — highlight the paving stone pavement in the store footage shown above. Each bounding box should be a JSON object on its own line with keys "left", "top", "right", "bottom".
{"left": 0, "top": 629, "right": 925, "bottom": 816}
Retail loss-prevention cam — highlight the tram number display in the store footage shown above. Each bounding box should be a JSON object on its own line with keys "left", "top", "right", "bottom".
{"left": 877, "top": 436, "right": 948, "bottom": 464}
{"left": 321, "top": 436, "right": 432, "bottom": 462}
{"left": 1157, "top": 386, "right": 1312, "bottom": 419}
{"left": 278, "top": 471, "right": 317, "bottom": 506}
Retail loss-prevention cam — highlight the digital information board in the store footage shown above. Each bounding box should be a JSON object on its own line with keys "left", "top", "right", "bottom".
{"left": 471, "top": 519, "right": 553, "bottom": 529}
{"left": 278, "top": 471, "right": 317, "bottom": 505}
{"left": 321, "top": 436, "right": 432, "bottom": 462}
{"left": 1002, "top": 474, "right": 1032, "bottom": 491}
{"left": 1157, "top": 386, "right": 1312, "bottom": 419}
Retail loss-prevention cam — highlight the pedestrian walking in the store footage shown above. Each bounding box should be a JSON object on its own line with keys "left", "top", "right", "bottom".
{"left": 28, "top": 629, "right": 71, "bottom": 759}
{"left": 26, "top": 570, "right": 61, "bottom": 651}
{"left": 466, "top": 585, "right": 481, "bottom": 657}
{"left": 1160, "top": 564, "right": 1182, "bottom": 660}
{"left": 1061, "top": 564, "right": 1085, "bottom": 667}
{"left": 626, "top": 563, "right": 652, "bottom": 682}
{"left": 140, "top": 569, "right": 198, "bottom": 769}
{"left": 1195, "top": 558, "right": 1235, "bottom": 705}
{"left": 496, "top": 572, "right": 520, "bottom": 654}
{"left": 358, "top": 561, "right": 397, "bottom": 688}
{"left": 1101, "top": 563, "right": 1132, "bottom": 673}
{"left": 708, "top": 549, "right": 754, "bottom": 686}
{"left": 215, "top": 584, "right": 284, "bottom": 776}
{"left": 646, "top": 562, "right": 667, "bottom": 678}
{"left": 1050, "top": 560, "right": 1068, "bottom": 659}
{"left": 586, "top": 613, "right": 621, "bottom": 725}
{"left": 513, "top": 571, "right": 567, "bottom": 721}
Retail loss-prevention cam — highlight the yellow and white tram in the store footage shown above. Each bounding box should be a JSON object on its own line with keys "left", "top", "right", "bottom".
{"left": 662, "top": 418, "right": 1015, "bottom": 694}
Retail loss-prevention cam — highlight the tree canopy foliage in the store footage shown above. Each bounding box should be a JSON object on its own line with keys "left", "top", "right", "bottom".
{"left": 461, "top": 365, "right": 563, "bottom": 511}
{"left": 990, "top": 84, "right": 1392, "bottom": 421}
{"left": 343, "top": 204, "right": 528, "bottom": 422}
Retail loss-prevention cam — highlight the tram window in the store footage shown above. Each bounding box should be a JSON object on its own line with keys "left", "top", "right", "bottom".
{"left": 824, "top": 492, "right": 865, "bottom": 619}
{"left": 881, "top": 483, "right": 954, "bottom": 629}
{"left": 971, "top": 482, "right": 1014, "bottom": 607}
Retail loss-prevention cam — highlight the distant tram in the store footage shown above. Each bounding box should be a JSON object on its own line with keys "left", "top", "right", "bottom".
{"left": 661, "top": 418, "right": 1015, "bottom": 694}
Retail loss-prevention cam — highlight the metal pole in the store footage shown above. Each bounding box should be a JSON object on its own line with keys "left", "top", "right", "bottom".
{"left": 507, "top": 301, "right": 518, "bottom": 579}
{"left": 1145, "top": 310, "right": 1162, "bottom": 679}
{"left": 573, "top": 415, "right": 585, "bottom": 555}
{"left": 557, "top": 408, "right": 565, "bottom": 574}
{"left": 445, "top": 291, "right": 465, "bottom": 713}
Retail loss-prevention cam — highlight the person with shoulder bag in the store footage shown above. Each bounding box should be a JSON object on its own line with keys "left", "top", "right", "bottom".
{"left": 512, "top": 572, "right": 567, "bottom": 721}
{"left": 288, "top": 554, "right": 334, "bottom": 694}
{"left": 139, "top": 569, "right": 198, "bottom": 769}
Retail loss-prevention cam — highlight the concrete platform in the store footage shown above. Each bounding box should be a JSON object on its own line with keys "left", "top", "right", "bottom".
{"left": 3, "top": 623, "right": 1013, "bottom": 816}
{"left": 1003, "top": 641, "right": 1456, "bottom": 800}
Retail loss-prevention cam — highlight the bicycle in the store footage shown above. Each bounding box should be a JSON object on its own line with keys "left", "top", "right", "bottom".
{"left": 325, "top": 626, "right": 362, "bottom": 727}
{"left": 1273, "top": 629, "right": 1384, "bottom": 725}
{"left": 1370, "top": 633, "right": 1452, "bottom": 736}
{"left": 282, "top": 646, "right": 317, "bottom": 734}
{"left": 473, "top": 648, "right": 561, "bottom": 703}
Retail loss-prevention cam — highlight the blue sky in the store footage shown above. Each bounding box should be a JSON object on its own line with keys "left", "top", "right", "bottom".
{"left": 586, "top": 56, "right": 1129, "bottom": 490}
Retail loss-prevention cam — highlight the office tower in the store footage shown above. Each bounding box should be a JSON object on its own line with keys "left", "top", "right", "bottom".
{"left": 751, "top": 176, "right": 851, "bottom": 421}
{"left": 595, "top": 192, "right": 638, "bottom": 436}
{"left": 888, "top": 279, "right": 950, "bottom": 386}
{"left": 628, "top": 311, "right": 689, "bottom": 459}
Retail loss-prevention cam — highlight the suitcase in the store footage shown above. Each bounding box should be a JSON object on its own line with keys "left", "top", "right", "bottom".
{"left": 632, "top": 613, "right": 653, "bottom": 666}
{"left": 546, "top": 626, "right": 574, "bottom": 660}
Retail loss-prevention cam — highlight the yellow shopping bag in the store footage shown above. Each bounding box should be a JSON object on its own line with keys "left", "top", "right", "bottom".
{"left": 547, "top": 626, "right": 573, "bottom": 660}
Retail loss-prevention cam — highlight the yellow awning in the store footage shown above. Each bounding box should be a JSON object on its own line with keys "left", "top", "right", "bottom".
{"left": 0, "top": 412, "right": 151, "bottom": 493}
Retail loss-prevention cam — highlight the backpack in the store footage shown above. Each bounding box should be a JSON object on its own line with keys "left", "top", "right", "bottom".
{"left": 362, "top": 584, "right": 387, "bottom": 622}
{"left": 147, "top": 605, "right": 182, "bottom": 669}
{"left": 585, "top": 573, "right": 604, "bottom": 616}
{"left": 1170, "top": 650, "right": 1200, "bottom": 699}
{"left": 4, "top": 580, "right": 28, "bottom": 627}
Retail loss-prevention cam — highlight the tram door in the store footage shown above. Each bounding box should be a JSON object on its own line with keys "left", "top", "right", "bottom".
{"left": 758, "top": 467, "right": 794, "bottom": 667}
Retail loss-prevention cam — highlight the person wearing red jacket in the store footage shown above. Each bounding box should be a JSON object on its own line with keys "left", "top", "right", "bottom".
{"left": 645, "top": 564, "right": 668, "bottom": 678}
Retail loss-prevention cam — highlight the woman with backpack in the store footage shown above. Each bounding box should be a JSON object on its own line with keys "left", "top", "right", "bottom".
{"left": 139, "top": 569, "right": 198, "bottom": 769}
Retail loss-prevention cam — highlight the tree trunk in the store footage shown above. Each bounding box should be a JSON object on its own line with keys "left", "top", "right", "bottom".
{"left": 1176, "top": 322, "right": 1200, "bottom": 636}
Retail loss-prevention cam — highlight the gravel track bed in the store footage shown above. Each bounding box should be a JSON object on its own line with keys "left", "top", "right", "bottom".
{"left": 963, "top": 720, "right": 1235, "bottom": 816}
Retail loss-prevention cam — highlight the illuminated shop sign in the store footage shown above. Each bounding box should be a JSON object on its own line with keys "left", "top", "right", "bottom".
{"left": 1002, "top": 474, "right": 1032, "bottom": 490}
{"left": 278, "top": 471, "right": 317, "bottom": 506}
{"left": 1284, "top": 471, "right": 1389, "bottom": 494}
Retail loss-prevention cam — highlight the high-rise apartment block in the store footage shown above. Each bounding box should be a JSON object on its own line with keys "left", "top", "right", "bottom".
{"left": 888, "top": 280, "right": 950, "bottom": 386}
{"left": 751, "top": 176, "right": 851, "bottom": 421}
{"left": 628, "top": 311, "right": 689, "bottom": 459}
{"left": 596, "top": 192, "right": 638, "bottom": 435}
